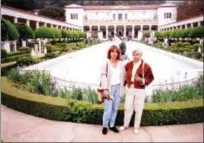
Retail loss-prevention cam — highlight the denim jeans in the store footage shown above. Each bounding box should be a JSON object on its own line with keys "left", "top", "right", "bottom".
{"left": 102, "top": 84, "right": 121, "bottom": 128}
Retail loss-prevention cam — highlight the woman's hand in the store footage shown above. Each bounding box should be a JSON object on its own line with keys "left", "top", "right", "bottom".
{"left": 103, "top": 90, "right": 112, "bottom": 100}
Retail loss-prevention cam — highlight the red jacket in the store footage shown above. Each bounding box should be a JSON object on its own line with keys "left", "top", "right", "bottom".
{"left": 125, "top": 60, "right": 154, "bottom": 89}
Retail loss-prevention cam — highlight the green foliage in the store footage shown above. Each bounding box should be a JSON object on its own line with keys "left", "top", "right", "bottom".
{"left": 181, "top": 28, "right": 192, "bottom": 38}
{"left": 44, "top": 53, "right": 58, "bottom": 59}
{"left": 7, "top": 70, "right": 53, "bottom": 96}
{"left": 1, "top": 19, "right": 19, "bottom": 41}
{"left": 152, "top": 75, "right": 203, "bottom": 103}
{"left": 38, "top": 6, "right": 65, "bottom": 20}
{"left": 1, "top": 54, "right": 30, "bottom": 63}
{"left": 143, "top": 31, "right": 150, "bottom": 37}
{"left": 35, "top": 27, "right": 61, "bottom": 39}
{"left": 18, "top": 47, "right": 32, "bottom": 53}
{"left": 1, "top": 49, "right": 7, "bottom": 59}
{"left": 16, "top": 57, "right": 39, "bottom": 67}
{"left": 189, "top": 26, "right": 204, "bottom": 38}
{"left": 15, "top": 23, "right": 34, "bottom": 39}
{"left": 193, "top": 43, "right": 200, "bottom": 52}
{"left": 7, "top": 51, "right": 27, "bottom": 57}
{"left": 1, "top": 76, "right": 203, "bottom": 126}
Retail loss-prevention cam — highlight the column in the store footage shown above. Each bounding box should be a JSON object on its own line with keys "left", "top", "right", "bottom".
{"left": 198, "top": 21, "right": 201, "bottom": 26}
{"left": 149, "top": 25, "right": 151, "bottom": 31}
{"left": 191, "top": 23, "right": 194, "bottom": 28}
{"left": 124, "top": 25, "right": 126, "bottom": 37}
{"left": 13, "top": 41, "right": 17, "bottom": 52}
{"left": 26, "top": 20, "right": 30, "bottom": 26}
{"left": 38, "top": 40, "right": 41, "bottom": 52}
{"left": 106, "top": 26, "right": 108, "bottom": 39}
{"left": 44, "top": 23, "right": 47, "bottom": 27}
{"left": 185, "top": 24, "right": 188, "bottom": 29}
{"left": 114, "top": 25, "right": 116, "bottom": 36}
{"left": 14, "top": 17, "right": 18, "bottom": 23}
{"left": 36, "top": 21, "right": 39, "bottom": 29}
{"left": 132, "top": 25, "right": 134, "bottom": 39}
{"left": 90, "top": 25, "right": 92, "bottom": 32}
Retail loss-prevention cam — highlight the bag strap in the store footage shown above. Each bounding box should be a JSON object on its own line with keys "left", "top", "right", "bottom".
{"left": 142, "top": 61, "right": 145, "bottom": 79}
{"left": 99, "top": 62, "right": 108, "bottom": 87}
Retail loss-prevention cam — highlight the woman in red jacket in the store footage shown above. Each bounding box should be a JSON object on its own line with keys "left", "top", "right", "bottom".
{"left": 119, "top": 48, "right": 154, "bottom": 134}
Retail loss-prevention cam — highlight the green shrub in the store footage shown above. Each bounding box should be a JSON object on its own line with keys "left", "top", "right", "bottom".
{"left": 1, "top": 19, "right": 19, "bottom": 40}
{"left": 189, "top": 26, "right": 204, "bottom": 38}
{"left": 1, "top": 62, "right": 17, "bottom": 76}
{"left": 1, "top": 48, "right": 7, "bottom": 59}
{"left": 18, "top": 47, "right": 31, "bottom": 53}
{"left": 152, "top": 75, "right": 203, "bottom": 103}
{"left": 16, "top": 57, "right": 38, "bottom": 66}
{"left": 7, "top": 70, "right": 53, "bottom": 96}
{"left": 184, "top": 46, "right": 194, "bottom": 53}
{"left": 193, "top": 52, "right": 202, "bottom": 59}
{"left": 35, "top": 27, "right": 55, "bottom": 38}
{"left": 176, "top": 42, "right": 183, "bottom": 47}
{"left": 181, "top": 28, "right": 192, "bottom": 38}
{"left": 46, "top": 44, "right": 54, "bottom": 53}
{"left": 1, "top": 77, "right": 203, "bottom": 125}
{"left": 1, "top": 54, "right": 30, "bottom": 63}
{"left": 15, "top": 23, "right": 35, "bottom": 39}
{"left": 7, "top": 51, "right": 28, "bottom": 57}
{"left": 193, "top": 43, "right": 200, "bottom": 52}
{"left": 45, "top": 53, "right": 58, "bottom": 59}
{"left": 183, "top": 42, "right": 191, "bottom": 47}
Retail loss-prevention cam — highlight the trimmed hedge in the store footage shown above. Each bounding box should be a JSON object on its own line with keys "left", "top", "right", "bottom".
{"left": 1, "top": 77, "right": 203, "bottom": 126}
{"left": 1, "top": 54, "right": 30, "bottom": 63}
{"left": 7, "top": 51, "right": 28, "bottom": 57}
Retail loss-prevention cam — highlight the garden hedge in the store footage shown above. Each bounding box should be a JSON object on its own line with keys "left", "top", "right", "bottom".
{"left": 1, "top": 54, "right": 30, "bottom": 63}
{"left": 1, "top": 77, "right": 203, "bottom": 126}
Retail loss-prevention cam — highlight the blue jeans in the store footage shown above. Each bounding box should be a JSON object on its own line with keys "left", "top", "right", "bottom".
{"left": 102, "top": 84, "right": 121, "bottom": 128}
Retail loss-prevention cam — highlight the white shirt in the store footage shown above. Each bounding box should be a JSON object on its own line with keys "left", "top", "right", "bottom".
{"left": 109, "top": 62, "right": 121, "bottom": 85}
{"left": 131, "top": 60, "right": 142, "bottom": 82}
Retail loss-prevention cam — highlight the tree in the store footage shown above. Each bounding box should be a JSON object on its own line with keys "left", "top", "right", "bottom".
{"left": 2, "top": 0, "right": 36, "bottom": 10}
{"left": 15, "top": 23, "right": 35, "bottom": 40}
{"left": 177, "top": 0, "right": 204, "bottom": 21}
{"left": 189, "top": 26, "right": 204, "bottom": 38}
{"left": 38, "top": 6, "right": 65, "bottom": 20}
{"left": 1, "top": 19, "right": 19, "bottom": 41}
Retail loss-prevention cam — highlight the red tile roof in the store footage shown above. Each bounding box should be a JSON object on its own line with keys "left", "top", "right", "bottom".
{"left": 1, "top": 5, "right": 81, "bottom": 28}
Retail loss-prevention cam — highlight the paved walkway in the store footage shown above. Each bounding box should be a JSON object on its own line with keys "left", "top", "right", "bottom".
{"left": 1, "top": 105, "right": 203, "bottom": 142}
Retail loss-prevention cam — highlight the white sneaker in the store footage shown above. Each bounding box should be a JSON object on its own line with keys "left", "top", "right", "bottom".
{"left": 119, "top": 126, "right": 128, "bottom": 131}
{"left": 133, "top": 128, "right": 140, "bottom": 134}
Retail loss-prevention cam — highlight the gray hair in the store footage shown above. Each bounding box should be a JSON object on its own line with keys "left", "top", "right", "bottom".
{"left": 132, "top": 48, "right": 143, "bottom": 56}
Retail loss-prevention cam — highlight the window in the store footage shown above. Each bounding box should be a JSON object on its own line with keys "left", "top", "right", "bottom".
{"left": 70, "top": 13, "right": 78, "bottom": 20}
{"left": 164, "top": 13, "right": 172, "bottom": 19}
{"left": 118, "top": 13, "right": 122, "bottom": 20}
{"left": 125, "top": 14, "right": 127, "bottom": 20}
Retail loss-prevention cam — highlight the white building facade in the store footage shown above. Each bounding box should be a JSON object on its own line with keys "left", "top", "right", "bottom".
{"left": 65, "top": 3, "right": 177, "bottom": 40}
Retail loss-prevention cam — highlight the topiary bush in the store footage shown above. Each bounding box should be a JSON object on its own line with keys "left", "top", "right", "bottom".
{"left": 44, "top": 53, "right": 58, "bottom": 59}
{"left": 18, "top": 47, "right": 31, "bottom": 53}
{"left": 189, "top": 26, "right": 204, "bottom": 38}
{"left": 1, "top": 48, "right": 7, "bottom": 59}
{"left": 1, "top": 54, "right": 30, "bottom": 63}
{"left": 16, "top": 57, "right": 38, "bottom": 67}
{"left": 1, "top": 19, "right": 19, "bottom": 41}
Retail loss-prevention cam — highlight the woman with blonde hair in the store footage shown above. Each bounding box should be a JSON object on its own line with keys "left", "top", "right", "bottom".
{"left": 100, "top": 45, "right": 125, "bottom": 135}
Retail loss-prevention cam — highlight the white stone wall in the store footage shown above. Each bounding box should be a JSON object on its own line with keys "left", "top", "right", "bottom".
{"left": 84, "top": 9, "right": 157, "bottom": 21}
{"left": 157, "top": 6, "right": 177, "bottom": 26}
{"left": 65, "top": 8, "right": 84, "bottom": 27}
